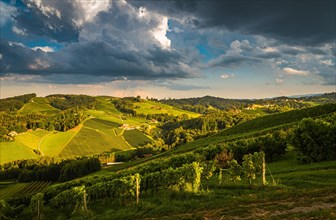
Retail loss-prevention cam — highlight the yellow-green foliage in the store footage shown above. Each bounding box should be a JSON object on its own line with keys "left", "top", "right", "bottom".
{"left": 40, "top": 130, "right": 77, "bottom": 156}
{"left": 15, "top": 130, "right": 50, "bottom": 150}
{"left": 20, "top": 98, "right": 59, "bottom": 114}
{"left": 84, "top": 118, "right": 119, "bottom": 136}
{"left": 123, "top": 129, "right": 152, "bottom": 147}
{"left": 134, "top": 100, "right": 200, "bottom": 118}
{"left": 0, "top": 142, "right": 37, "bottom": 164}
{"left": 59, "top": 127, "right": 132, "bottom": 158}
{"left": 95, "top": 97, "right": 122, "bottom": 115}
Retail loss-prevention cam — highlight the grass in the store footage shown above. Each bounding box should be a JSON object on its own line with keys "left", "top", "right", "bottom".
{"left": 0, "top": 142, "right": 37, "bottom": 164}
{"left": 59, "top": 127, "right": 133, "bottom": 158}
{"left": 95, "top": 97, "right": 122, "bottom": 115}
{"left": 123, "top": 129, "right": 152, "bottom": 147}
{"left": 19, "top": 98, "right": 59, "bottom": 114}
{"left": 40, "top": 130, "right": 77, "bottom": 156}
{"left": 84, "top": 118, "right": 120, "bottom": 136}
{"left": 134, "top": 100, "right": 200, "bottom": 118}
{"left": 15, "top": 130, "right": 51, "bottom": 150}
{"left": 67, "top": 152, "right": 336, "bottom": 220}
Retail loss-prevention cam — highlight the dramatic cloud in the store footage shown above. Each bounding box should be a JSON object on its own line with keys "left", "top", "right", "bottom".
{"left": 0, "top": 0, "right": 334, "bottom": 98}
{"left": 135, "top": 0, "right": 335, "bottom": 46}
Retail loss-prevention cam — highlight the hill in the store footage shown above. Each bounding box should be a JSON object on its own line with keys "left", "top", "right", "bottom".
{"left": 170, "top": 103, "right": 336, "bottom": 154}
{"left": 19, "top": 97, "right": 59, "bottom": 114}
{"left": 0, "top": 94, "right": 336, "bottom": 219}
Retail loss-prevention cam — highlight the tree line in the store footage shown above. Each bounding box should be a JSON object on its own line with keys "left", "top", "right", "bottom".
{"left": 0, "top": 157, "right": 101, "bottom": 182}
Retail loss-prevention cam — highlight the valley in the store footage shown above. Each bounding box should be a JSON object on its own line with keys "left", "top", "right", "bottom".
{"left": 0, "top": 93, "right": 335, "bottom": 219}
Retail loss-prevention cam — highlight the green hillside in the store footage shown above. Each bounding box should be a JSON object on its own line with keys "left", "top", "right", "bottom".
{"left": 83, "top": 118, "right": 120, "bottom": 136}
{"left": 169, "top": 103, "right": 336, "bottom": 154}
{"left": 59, "top": 127, "right": 132, "bottom": 158}
{"left": 19, "top": 97, "right": 59, "bottom": 114}
{"left": 123, "top": 129, "right": 152, "bottom": 147}
{"left": 0, "top": 142, "right": 38, "bottom": 164}
{"left": 39, "top": 129, "right": 77, "bottom": 156}
{"left": 134, "top": 100, "right": 200, "bottom": 118}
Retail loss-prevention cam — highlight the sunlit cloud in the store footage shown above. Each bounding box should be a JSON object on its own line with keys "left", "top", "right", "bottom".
{"left": 282, "top": 67, "right": 310, "bottom": 76}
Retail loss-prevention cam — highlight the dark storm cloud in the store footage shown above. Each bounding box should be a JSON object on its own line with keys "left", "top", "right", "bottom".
{"left": 0, "top": 40, "right": 54, "bottom": 74}
{"left": 14, "top": 0, "right": 79, "bottom": 42}
{"left": 130, "top": 0, "right": 335, "bottom": 46}
{"left": 0, "top": 39, "right": 198, "bottom": 83}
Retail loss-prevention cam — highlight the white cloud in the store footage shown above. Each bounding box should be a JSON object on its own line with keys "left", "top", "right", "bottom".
{"left": 275, "top": 78, "right": 284, "bottom": 85}
{"left": 221, "top": 73, "right": 235, "bottom": 79}
{"left": 28, "top": 0, "right": 61, "bottom": 18}
{"left": 262, "top": 47, "right": 278, "bottom": 53}
{"left": 282, "top": 67, "right": 309, "bottom": 76}
{"left": 74, "top": 0, "right": 110, "bottom": 26}
{"left": 152, "top": 16, "right": 171, "bottom": 50}
{"left": 12, "top": 26, "right": 26, "bottom": 35}
{"left": 9, "top": 41, "right": 25, "bottom": 47}
{"left": 0, "top": 2, "right": 16, "bottom": 26}
{"left": 31, "top": 46, "right": 54, "bottom": 53}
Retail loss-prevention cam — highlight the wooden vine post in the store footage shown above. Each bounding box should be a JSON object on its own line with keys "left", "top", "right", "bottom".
{"left": 37, "top": 198, "right": 40, "bottom": 220}
{"left": 83, "top": 189, "right": 87, "bottom": 211}
{"left": 136, "top": 174, "right": 140, "bottom": 205}
{"left": 262, "top": 152, "right": 266, "bottom": 186}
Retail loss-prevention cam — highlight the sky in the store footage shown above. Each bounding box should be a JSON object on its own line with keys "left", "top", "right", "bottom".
{"left": 0, "top": 0, "right": 335, "bottom": 99}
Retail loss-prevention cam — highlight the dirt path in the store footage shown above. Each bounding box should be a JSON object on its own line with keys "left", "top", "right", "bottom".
{"left": 145, "top": 193, "right": 336, "bottom": 220}
{"left": 37, "top": 134, "right": 50, "bottom": 156}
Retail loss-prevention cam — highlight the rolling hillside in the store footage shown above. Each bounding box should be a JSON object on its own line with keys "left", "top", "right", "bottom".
{"left": 171, "top": 103, "right": 336, "bottom": 154}
{"left": 19, "top": 97, "right": 59, "bottom": 114}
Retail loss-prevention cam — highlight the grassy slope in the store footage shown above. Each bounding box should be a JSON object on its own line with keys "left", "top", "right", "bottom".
{"left": 123, "top": 129, "right": 152, "bottom": 147}
{"left": 59, "top": 127, "right": 132, "bottom": 158}
{"left": 14, "top": 129, "right": 51, "bottom": 150}
{"left": 0, "top": 142, "right": 37, "bottom": 164}
{"left": 40, "top": 129, "right": 77, "bottom": 156}
{"left": 19, "top": 97, "right": 59, "bottom": 114}
{"left": 97, "top": 103, "right": 336, "bottom": 173}
{"left": 170, "top": 103, "right": 336, "bottom": 154}
{"left": 84, "top": 118, "right": 120, "bottom": 136}
{"left": 65, "top": 152, "right": 336, "bottom": 220}
{"left": 135, "top": 100, "right": 200, "bottom": 118}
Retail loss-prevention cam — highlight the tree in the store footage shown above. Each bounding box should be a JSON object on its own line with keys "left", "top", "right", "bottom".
{"left": 292, "top": 118, "right": 336, "bottom": 162}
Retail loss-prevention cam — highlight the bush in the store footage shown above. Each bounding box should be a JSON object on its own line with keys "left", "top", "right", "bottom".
{"left": 292, "top": 118, "right": 336, "bottom": 162}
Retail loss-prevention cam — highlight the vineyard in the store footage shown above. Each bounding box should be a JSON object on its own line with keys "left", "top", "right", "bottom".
{"left": 0, "top": 181, "right": 51, "bottom": 200}
{"left": 171, "top": 103, "right": 336, "bottom": 154}
{"left": 123, "top": 129, "right": 153, "bottom": 147}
